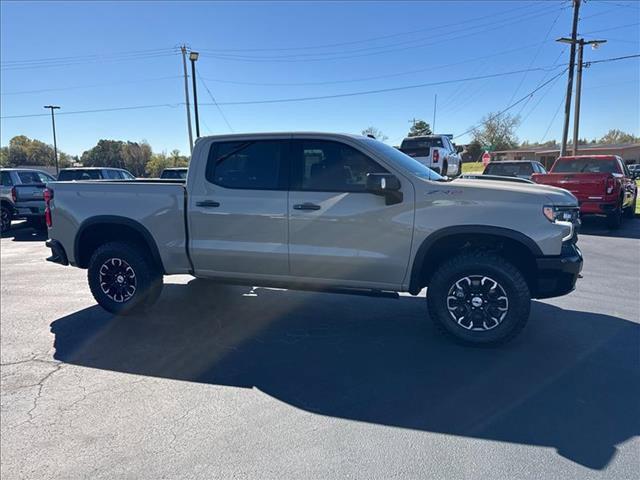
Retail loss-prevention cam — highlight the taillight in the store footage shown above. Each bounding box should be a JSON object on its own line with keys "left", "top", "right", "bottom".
{"left": 605, "top": 177, "right": 615, "bottom": 195}
{"left": 10, "top": 187, "right": 16, "bottom": 202}
{"left": 44, "top": 188, "right": 53, "bottom": 228}
{"left": 432, "top": 149, "right": 440, "bottom": 163}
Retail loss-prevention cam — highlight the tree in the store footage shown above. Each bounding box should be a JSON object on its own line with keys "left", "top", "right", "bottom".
{"left": 121, "top": 141, "right": 152, "bottom": 177}
{"left": 145, "top": 149, "right": 189, "bottom": 177}
{"left": 361, "top": 126, "right": 388, "bottom": 142}
{"left": 465, "top": 140, "right": 483, "bottom": 163}
{"left": 2, "top": 135, "right": 71, "bottom": 167}
{"left": 0, "top": 146, "right": 8, "bottom": 167}
{"left": 407, "top": 120, "right": 432, "bottom": 137}
{"left": 599, "top": 129, "right": 639, "bottom": 145}
{"left": 81, "top": 140, "right": 126, "bottom": 168}
{"left": 472, "top": 113, "right": 520, "bottom": 151}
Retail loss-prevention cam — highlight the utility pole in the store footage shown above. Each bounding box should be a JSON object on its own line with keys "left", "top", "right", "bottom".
{"left": 43, "top": 105, "right": 60, "bottom": 175}
{"left": 432, "top": 94, "right": 437, "bottom": 133}
{"left": 181, "top": 45, "right": 194, "bottom": 154}
{"left": 558, "top": 0, "right": 581, "bottom": 157}
{"left": 189, "top": 51, "right": 200, "bottom": 139}
{"left": 572, "top": 38, "right": 606, "bottom": 155}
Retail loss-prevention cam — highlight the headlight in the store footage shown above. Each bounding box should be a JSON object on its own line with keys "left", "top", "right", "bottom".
{"left": 542, "top": 205, "right": 580, "bottom": 223}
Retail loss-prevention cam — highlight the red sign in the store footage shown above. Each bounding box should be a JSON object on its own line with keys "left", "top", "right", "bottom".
{"left": 482, "top": 151, "right": 491, "bottom": 166}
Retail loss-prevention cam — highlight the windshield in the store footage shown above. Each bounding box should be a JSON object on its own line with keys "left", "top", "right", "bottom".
{"left": 553, "top": 157, "right": 619, "bottom": 174}
{"left": 361, "top": 138, "right": 444, "bottom": 181}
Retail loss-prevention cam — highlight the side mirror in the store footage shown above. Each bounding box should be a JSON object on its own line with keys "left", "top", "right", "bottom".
{"left": 455, "top": 145, "right": 464, "bottom": 154}
{"left": 366, "top": 173, "right": 403, "bottom": 205}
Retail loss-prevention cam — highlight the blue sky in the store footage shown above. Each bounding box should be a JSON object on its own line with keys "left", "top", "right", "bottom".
{"left": 1, "top": 0, "right": 638, "bottom": 156}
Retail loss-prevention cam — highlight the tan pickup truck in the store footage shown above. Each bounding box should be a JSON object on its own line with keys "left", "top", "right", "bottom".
{"left": 45, "top": 133, "right": 582, "bottom": 345}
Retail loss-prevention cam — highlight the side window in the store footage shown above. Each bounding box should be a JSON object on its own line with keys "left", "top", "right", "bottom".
{"left": 291, "top": 140, "right": 388, "bottom": 192}
{"left": 1, "top": 171, "right": 14, "bottom": 186}
{"left": 37, "top": 172, "right": 54, "bottom": 183}
{"left": 103, "top": 170, "right": 121, "bottom": 180}
{"left": 206, "top": 140, "right": 287, "bottom": 190}
{"left": 121, "top": 171, "right": 135, "bottom": 180}
{"left": 17, "top": 171, "right": 41, "bottom": 183}
{"left": 619, "top": 158, "right": 630, "bottom": 176}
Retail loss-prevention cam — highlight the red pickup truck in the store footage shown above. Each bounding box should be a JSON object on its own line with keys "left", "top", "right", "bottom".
{"left": 532, "top": 155, "right": 637, "bottom": 229}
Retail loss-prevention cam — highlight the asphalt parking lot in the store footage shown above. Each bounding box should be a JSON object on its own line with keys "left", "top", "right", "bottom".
{"left": 1, "top": 218, "right": 639, "bottom": 479}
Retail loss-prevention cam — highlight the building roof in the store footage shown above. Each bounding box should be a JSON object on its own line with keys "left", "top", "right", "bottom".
{"left": 493, "top": 143, "right": 640, "bottom": 154}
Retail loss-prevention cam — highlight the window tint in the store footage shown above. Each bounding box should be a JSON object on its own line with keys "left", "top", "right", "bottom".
{"left": 553, "top": 158, "right": 619, "bottom": 174}
{"left": 206, "top": 140, "right": 286, "bottom": 190}
{"left": 17, "top": 171, "right": 44, "bottom": 184}
{"left": 291, "top": 140, "right": 388, "bottom": 192}
{"left": 1, "top": 171, "right": 14, "bottom": 186}
{"left": 161, "top": 169, "right": 187, "bottom": 179}
{"left": 103, "top": 170, "right": 121, "bottom": 179}
{"left": 37, "top": 172, "right": 55, "bottom": 183}
{"left": 58, "top": 170, "right": 103, "bottom": 180}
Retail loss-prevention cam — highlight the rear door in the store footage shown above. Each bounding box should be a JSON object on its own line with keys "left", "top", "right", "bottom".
{"left": 188, "top": 137, "right": 290, "bottom": 277}
{"left": 288, "top": 138, "right": 414, "bottom": 288}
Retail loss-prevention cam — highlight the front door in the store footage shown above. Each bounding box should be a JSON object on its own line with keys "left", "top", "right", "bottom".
{"left": 288, "top": 138, "right": 414, "bottom": 289}
{"left": 188, "top": 138, "right": 290, "bottom": 278}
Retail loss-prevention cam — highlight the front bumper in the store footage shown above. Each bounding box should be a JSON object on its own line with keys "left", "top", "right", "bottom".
{"left": 45, "top": 239, "right": 69, "bottom": 266}
{"left": 534, "top": 243, "right": 583, "bottom": 299}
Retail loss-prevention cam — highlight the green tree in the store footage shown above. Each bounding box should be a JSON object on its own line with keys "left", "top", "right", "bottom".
{"left": 145, "top": 149, "right": 188, "bottom": 177}
{"left": 3, "top": 135, "right": 72, "bottom": 167}
{"left": 81, "top": 140, "right": 126, "bottom": 168}
{"left": 472, "top": 113, "right": 520, "bottom": 151}
{"left": 121, "top": 141, "right": 152, "bottom": 177}
{"left": 465, "top": 140, "right": 483, "bottom": 162}
{"left": 407, "top": 120, "right": 432, "bottom": 137}
{"left": 361, "top": 126, "right": 388, "bottom": 142}
{"left": 599, "top": 129, "right": 639, "bottom": 145}
{"left": 0, "top": 146, "right": 8, "bottom": 167}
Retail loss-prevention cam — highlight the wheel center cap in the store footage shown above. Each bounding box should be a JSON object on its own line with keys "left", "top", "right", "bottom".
{"left": 471, "top": 296, "right": 483, "bottom": 307}
{"left": 116, "top": 275, "right": 125, "bottom": 284}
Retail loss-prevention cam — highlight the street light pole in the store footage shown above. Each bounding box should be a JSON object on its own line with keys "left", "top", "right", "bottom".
{"left": 189, "top": 51, "right": 200, "bottom": 139}
{"left": 43, "top": 105, "right": 60, "bottom": 175}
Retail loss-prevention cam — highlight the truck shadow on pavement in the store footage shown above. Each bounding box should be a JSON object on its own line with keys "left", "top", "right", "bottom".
{"left": 50, "top": 281, "right": 639, "bottom": 470}
{"left": 579, "top": 216, "right": 640, "bottom": 239}
{"left": 1, "top": 222, "right": 47, "bottom": 242}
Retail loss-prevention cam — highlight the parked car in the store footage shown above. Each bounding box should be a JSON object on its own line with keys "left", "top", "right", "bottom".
{"left": 483, "top": 160, "right": 547, "bottom": 180}
{"left": 57, "top": 167, "right": 136, "bottom": 181}
{"left": 160, "top": 167, "right": 188, "bottom": 180}
{"left": 532, "top": 155, "right": 637, "bottom": 228}
{"left": 1, "top": 168, "right": 55, "bottom": 231}
{"left": 399, "top": 135, "right": 462, "bottom": 176}
{"left": 45, "top": 133, "right": 582, "bottom": 346}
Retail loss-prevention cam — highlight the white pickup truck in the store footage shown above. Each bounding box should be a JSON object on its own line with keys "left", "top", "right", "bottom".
{"left": 45, "top": 133, "right": 583, "bottom": 345}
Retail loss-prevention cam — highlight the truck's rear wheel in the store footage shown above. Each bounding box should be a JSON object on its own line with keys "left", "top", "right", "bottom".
{"left": 1, "top": 206, "right": 12, "bottom": 232}
{"left": 88, "top": 242, "right": 163, "bottom": 315}
{"left": 606, "top": 200, "right": 623, "bottom": 229}
{"left": 427, "top": 252, "right": 531, "bottom": 346}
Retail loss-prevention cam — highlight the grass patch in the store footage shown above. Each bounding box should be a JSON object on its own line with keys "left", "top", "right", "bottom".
{"left": 462, "top": 162, "right": 484, "bottom": 174}
{"left": 636, "top": 180, "right": 640, "bottom": 215}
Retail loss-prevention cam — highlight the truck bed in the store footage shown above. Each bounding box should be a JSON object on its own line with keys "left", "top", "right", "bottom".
{"left": 48, "top": 180, "right": 191, "bottom": 273}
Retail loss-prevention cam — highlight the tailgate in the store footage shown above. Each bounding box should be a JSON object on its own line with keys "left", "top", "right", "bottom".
{"left": 401, "top": 146, "right": 431, "bottom": 160}
{"left": 14, "top": 183, "right": 46, "bottom": 202}
{"left": 533, "top": 173, "right": 607, "bottom": 197}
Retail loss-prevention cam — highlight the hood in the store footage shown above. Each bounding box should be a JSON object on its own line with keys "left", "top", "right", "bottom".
{"left": 448, "top": 178, "right": 578, "bottom": 206}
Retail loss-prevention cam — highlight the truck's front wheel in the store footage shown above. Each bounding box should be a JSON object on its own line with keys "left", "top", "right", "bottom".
{"left": 427, "top": 252, "right": 531, "bottom": 346}
{"left": 88, "top": 242, "right": 163, "bottom": 315}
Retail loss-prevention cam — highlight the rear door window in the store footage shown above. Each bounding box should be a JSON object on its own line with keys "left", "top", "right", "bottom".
{"left": 17, "top": 171, "right": 43, "bottom": 183}
{"left": 1, "top": 171, "right": 14, "bottom": 186}
{"left": 206, "top": 140, "right": 288, "bottom": 190}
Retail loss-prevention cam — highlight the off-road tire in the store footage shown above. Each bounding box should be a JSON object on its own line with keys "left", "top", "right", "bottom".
{"left": 427, "top": 251, "right": 531, "bottom": 346}
{"left": 1, "top": 206, "right": 12, "bottom": 232}
{"left": 88, "top": 241, "right": 163, "bottom": 315}
{"left": 606, "top": 200, "right": 624, "bottom": 229}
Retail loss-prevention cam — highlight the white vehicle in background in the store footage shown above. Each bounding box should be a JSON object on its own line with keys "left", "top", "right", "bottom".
{"left": 399, "top": 135, "right": 462, "bottom": 177}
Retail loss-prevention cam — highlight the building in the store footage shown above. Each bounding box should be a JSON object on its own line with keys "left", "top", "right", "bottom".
{"left": 491, "top": 143, "right": 640, "bottom": 169}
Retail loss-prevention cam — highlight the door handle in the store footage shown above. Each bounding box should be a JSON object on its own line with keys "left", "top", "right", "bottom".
{"left": 293, "top": 203, "right": 321, "bottom": 211}
{"left": 196, "top": 200, "right": 220, "bottom": 208}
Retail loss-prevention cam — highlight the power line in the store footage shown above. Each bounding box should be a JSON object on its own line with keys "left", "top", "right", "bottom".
{"left": 541, "top": 93, "right": 568, "bottom": 142}
{"left": 0, "top": 47, "right": 178, "bottom": 66}
{"left": 0, "top": 51, "right": 180, "bottom": 71}
{"left": 1, "top": 75, "right": 183, "bottom": 96}
{"left": 198, "top": 3, "right": 541, "bottom": 53}
{"left": 196, "top": 6, "right": 566, "bottom": 63}
{"left": 196, "top": 71, "right": 235, "bottom": 132}
{"left": 204, "top": 66, "right": 567, "bottom": 107}
{"left": 1, "top": 103, "right": 183, "bottom": 119}
{"left": 452, "top": 68, "right": 569, "bottom": 140}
